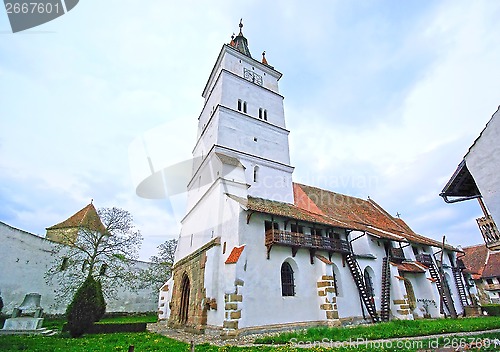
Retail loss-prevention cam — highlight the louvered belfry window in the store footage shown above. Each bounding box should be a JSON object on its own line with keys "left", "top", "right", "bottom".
{"left": 281, "top": 262, "right": 295, "bottom": 296}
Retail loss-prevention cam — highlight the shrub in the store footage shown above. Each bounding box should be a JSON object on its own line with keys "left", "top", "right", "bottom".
{"left": 0, "top": 293, "right": 3, "bottom": 313}
{"left": 482, "top": 304, "right": 500, "bottom": 316}
{"left": 95, "top": 280, "right": 106, "bottom": 322}
{"left": 65, "top": 276, "right": 104, "bottom": 337}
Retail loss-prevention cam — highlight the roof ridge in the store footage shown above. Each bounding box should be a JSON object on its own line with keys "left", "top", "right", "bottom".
{"left": 367, "top": 198, "right": 406, "bottom": 233}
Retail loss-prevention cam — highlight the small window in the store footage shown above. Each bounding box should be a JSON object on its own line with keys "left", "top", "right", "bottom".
{"left": 364, "top": 268, "right": 375, "bottom": 298}
{"left": 291, "top": 224, "right": 304, "bottom": 233}
{"left": 60, "top": 257, "right": 69, "bottom": 271}
{"left": 253, "top": 166, "right": 259, "bottom": 182}
{"left": 237, "top": 99, "right": 242, "bottom": 111}
{"left": 412, "top": 246, "right": 419, "bottom": 256}
{"left": 263, "top": 109, "right": 268, "bottom": 121}
{"left": 259, "top": 108, "right": 263, "bottom": 119}
{"left": 486, "top": 278, "right": 494, "bottom": 285}
{"left": 243, "top": 101, "right": 247, "bottom": 113}
{"left": 265, "top": 221, "right": 279, "bottom": 232}
{"left": 281, "top": 262, "right": 295, "bottom": 296}
{"left": 311, "top": 228, "right": 322, "bottom": 236}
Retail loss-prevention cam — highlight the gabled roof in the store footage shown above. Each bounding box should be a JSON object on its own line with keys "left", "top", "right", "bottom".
{"left": 462, "top": 244, "right": 500, "bottom": 279}
{"left": 482, "top": 251, "right": 500, "bottom": 278}
{"left": 295, "top": 183, "right": 456, "bottom": 250}
{"left": 46, "top": 203, "right": 106, "bottom": 233}
{"left": 440, "top": 160, "right": 481, "bottom": 202}
{"left": 462, "top": 244, "right": 488, "bottom": 278}
{"left": 228, "top": 183, "right": 458, "bottom": 250}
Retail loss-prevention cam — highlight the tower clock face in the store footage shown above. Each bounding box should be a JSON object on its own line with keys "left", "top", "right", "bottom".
{"left": 244, "top": 68, "right": 263, "bottom": 86}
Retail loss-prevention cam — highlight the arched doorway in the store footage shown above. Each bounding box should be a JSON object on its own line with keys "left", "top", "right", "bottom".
{"left": 403, "top": 278, "right": 417, "bottom": 312}
{"left": 179, "top": 274, "right": 190, "bottom": 325}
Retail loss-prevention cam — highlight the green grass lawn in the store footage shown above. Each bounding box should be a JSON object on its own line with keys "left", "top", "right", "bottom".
{"left": 1, "top": 316, "right": 500, "bottom": 351}
{"left": 254, "top": 316, "right": 500, "bottom": 344}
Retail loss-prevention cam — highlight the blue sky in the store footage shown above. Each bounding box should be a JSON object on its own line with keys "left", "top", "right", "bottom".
{"left": 1, "top": 0, "right": 500, "bottom": 260}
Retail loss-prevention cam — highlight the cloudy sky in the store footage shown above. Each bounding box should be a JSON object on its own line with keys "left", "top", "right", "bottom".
{"left": 1, "top": 0, "right": 499, "bottom": 260}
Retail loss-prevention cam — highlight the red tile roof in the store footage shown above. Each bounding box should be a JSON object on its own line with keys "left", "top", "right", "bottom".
{"left": 315, "top": 254, "right": 332, "bottom": 265}
{"left": 393, "top": 262, "right": 426, "bottom": 273}
{"left": 482, "top": 251, "right": 500, "bottom": 278}
{"left": 225, "top": 245, "right": 245, "bottom": 264}
{"left": 228, "top": 183, "right": 458, "bottom": 251}
{"left": 46, "top": 203, "right": 106, "bottom": 233}
{"left": 462, "top": 244, "right": 488, "bottom": 278}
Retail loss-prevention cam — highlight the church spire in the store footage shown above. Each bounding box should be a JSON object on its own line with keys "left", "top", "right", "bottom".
{"left": 230, "top": 19, "right": 251, "bottom": 58}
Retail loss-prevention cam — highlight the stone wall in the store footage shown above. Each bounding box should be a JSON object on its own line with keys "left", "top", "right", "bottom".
{"left": 168, "top": 237, "right": 220, "bottom": 332}
{"left": 0, "top": 221, "right": 156, "bottom": 315}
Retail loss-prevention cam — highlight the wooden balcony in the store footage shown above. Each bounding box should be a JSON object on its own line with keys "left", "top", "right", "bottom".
{"left": 389, "top": 247, "right": 406, "bottom": 263}
{"left": 415, "top": 253, "right": 433, "bottom": 267}
{"left": 477, "top": 215, "right": 500, "bottom": 251}
{"left": 265, "top": 229, "right": 350, "bottom": 259}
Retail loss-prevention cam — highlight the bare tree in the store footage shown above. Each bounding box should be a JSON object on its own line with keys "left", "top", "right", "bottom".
{"left": 139, "top": 238, "right": 177, "bottom": 291}
{"left": 45, "top": 207, "right": 143, "bottom": 304}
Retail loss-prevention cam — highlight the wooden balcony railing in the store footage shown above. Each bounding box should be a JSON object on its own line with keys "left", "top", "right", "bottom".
{"left": 415, "top": 253, "right": 433, "bottom": 267}
{"left": 265, "top": 229, "right": 350, "bottom": 253}
{"left": 477, "top": 215, "right": 500, "bottom": 251}
{"left": 389, "top": 247, "right": 405, "bottom": 262}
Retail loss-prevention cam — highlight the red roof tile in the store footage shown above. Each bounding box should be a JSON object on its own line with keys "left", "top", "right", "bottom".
{"left": 462, "top": 244, "right": 488, "bottom": 276}
{"left": 46, "top": 203, "right": 106, "bottom": 233}
{"left": 228, "top": 182, "right": 458, "bottom": 251}
{"left": 225, "top": 245, "right": 245, "bottom": 264}
{"left": 315, "top": 254, "right": 332, "bottom": 265}
{"left": 482, "top": 251, "right": 500, "bottom": 278}
{"left": 395, "top": 262, "right": 426, "bottom": 273}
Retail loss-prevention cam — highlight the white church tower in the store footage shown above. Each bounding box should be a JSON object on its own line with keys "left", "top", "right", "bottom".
{"left": 166, "top": 20, "right": 296, "bottom": 332}
{"left": 187, "top": 20, "right": 294, "bottom": 209}
{"left": 175, "top": 20, "right": 294, "bottom": 260}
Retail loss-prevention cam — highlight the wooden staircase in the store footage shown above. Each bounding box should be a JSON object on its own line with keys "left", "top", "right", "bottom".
{"left": 428, "top": 262, "right": 457, "bottom": 318}
{"left": 452, "top": 267, "right": 469, "bottom": 308}
{"left": 345, "top": 253, "right": 380, "bottom": 323}
{"left": 380, "top": 257, "right": 391, "bottom": 322}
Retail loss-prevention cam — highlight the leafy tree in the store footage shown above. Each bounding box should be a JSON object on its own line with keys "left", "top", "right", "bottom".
{"left": 0, "top": 292, "right": 4, "bottom": 314}
{"left": 45, "top": 207, "right": 143, "bottom": 306}
{"left": 140, "top": 238, "right": 177, "bottom": 291}
{"left": 65, "top": 275, "right": 102, "bottom": 337}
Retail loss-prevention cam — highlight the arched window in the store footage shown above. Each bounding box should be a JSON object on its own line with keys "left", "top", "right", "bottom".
{"left": 281, "top": 262, "right": 295, "bottom": 296}
{"left": 259, "top": 108, "right": 263, "bottom": 119}
{"left": 253, "top": 166, "right": 259, "bottom": 182}
{"left": 243, "top": 101, "right": 247, "bottom": 113}
{"left": 364, "top": 268, "right": 375, "bottom": 299}
{"left": 263, "top": 109, "right": 268, "bottom": 121}
{"left": 237, "top": 99, "right": 242, "bottom": 111}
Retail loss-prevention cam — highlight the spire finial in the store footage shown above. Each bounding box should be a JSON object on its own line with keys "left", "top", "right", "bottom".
{"left": 91, "top": 198, "right": 93, "bottom": 204}
{"left": 262, "top": 51, "right": 268, "bottom": 65}
{"left": 239, "top": 18, "right": 243, "bottom": 35}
